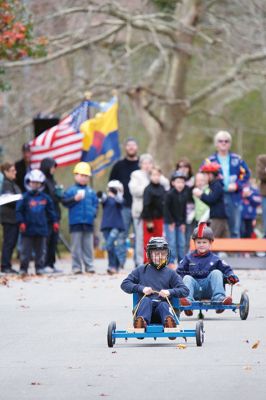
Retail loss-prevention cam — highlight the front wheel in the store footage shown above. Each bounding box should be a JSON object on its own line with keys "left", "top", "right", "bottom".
{"left": 107, "top": 321, "right": 116, "bottom": 347}
{"left": 196, "top": 320, "right": 204, "bottom": 347}
{"left": 239, "top": 293, "right": 249, "bottom": 320}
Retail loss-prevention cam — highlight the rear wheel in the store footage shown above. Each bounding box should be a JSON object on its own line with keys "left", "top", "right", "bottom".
{"left": 196, "top": 320, "right": 204, "bottom": 347}
{"left": 239, "top": 293, "right": 249, "bottom": 320}
{"left": 107, "top": 321, "right": 116, "bottom": 347}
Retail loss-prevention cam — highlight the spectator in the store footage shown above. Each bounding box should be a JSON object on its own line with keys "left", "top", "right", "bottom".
{"left": 62, "top": 162, "right": 98, "bottom": 274}
{"left": 129, "top": 153, "right": 154, "bottom": 267}
{"left": 40, "top": 157, "right": 62, "bottom": 273}
{"left": 15, "top": 143, "right": 32, "bottom": 192}
{"left": 256, "top": 154, "right": 266, "bottom": 238}
{"left": 204, "top": 130, "right": 250, "bottom": 237}
{"left": 176, "top": 157, "right": 195, "bottom": 251}
{"left": 98, "top": 180, "right": 125, "bottom": 275}
{"left": 0, "top": 162, "right": 21, "bottom": 274}
{"left": 193, "top": 162, "right": 229, "bottom": 238}
{"left": 241, "top": 179, "right": 261, "bottom": 238}
{"left": 141, "top": 166, "right": 166, "bottom": 262}
{"left": 193, "top": 172, "right": 210, "bottom": 224}
{"left": 164, "top": 171, "right": 193, "bottom": 268}
{"left": 16, "top": 169, "right": 58, "bottom": 275}
{"left": 109, "top": 137, "right": 139, "bottom": 266}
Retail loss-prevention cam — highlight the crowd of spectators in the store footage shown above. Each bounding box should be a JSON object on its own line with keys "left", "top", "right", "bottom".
{"left": 0, "top": 130, "right": 266, "bottom": 275}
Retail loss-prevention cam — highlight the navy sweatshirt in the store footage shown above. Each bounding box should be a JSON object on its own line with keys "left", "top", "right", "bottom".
{"left": 200, "top": 179, "right": 227, "bottom": 219}
{"left": 177, "top": 251, "right": 234, "bottom": 279}
{"left": 121, "top": 264, "right": 189, "bottom": 301}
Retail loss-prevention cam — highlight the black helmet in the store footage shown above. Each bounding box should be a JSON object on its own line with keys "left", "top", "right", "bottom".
{"left": 192, "top": 222, "right": 214, "bottom": 242}
{"left": 146, "top": 237, "right": 170, "bottom": 269}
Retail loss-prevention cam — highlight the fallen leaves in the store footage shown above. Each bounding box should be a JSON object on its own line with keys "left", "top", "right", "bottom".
{"left": 0, "top": 276, "right": 9, "bottom": 286}
{"left": 252, "top": 340, "right": 260, "bottom": 349}
{"left": 176, "top": 344, "right": 187, "bottom": 350}
{"left": 30, "top": 382, "right": 41, "bottom": 386}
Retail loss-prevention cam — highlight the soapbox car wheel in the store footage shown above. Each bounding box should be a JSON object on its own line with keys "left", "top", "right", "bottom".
{"left": 196, "top": 320, "right": 204, "bottom": 347}
{"left": 239, "top": 292, "right": 249, "bottom": 320}
{"left": 107, "top": 321, "right": 116, "bottom": 348}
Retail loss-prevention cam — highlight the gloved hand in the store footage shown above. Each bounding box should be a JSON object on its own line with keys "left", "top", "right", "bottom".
{"left": 96, "top": 191, "right": 103, "bottom": 199}
{"left": 146, "top": 221, "right": 154, "bottom": 233}
{"left": 19, "top": 223, "right": 26, "bottom": 233}
{"left": 227, "top": 274, "right": 239, "bottom": 285}
{"left": 53, "top": 222, "right": 59, "bottom": 233}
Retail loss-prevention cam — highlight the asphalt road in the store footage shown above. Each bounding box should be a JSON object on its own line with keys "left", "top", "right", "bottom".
{"left": 0, "top": 259, "right": 265, "bottom": 400}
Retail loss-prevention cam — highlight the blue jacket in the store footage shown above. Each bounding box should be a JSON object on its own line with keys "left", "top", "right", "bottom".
{"left": 177, "top": 251, "right": 234, "bottom": 280}
{"left": 100, "top": 195, "right": 125, "bottom": 231}
{"left": 16, "top": 191, "right": 57, "bottom": 237}
{"left": 204, "top": 152, "right": 250, "bottom": 204}
{"left": 200, "top": 179, "right": 227, "bottom": 219}
{"left": 62, "top": 184, "right": 98, "bottom": 226}
{"left": 121, "top": 263, "right": 189, "bottom": 301}
{"left": 241, "top": 186, "right": 261, "bottom": 220}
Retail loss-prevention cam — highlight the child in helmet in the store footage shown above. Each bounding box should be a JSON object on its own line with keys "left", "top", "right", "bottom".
{"left": 121, "top": 237, "right": 189, "bottom": 334}
{"left": 177, "top": 222, "right": 239, "bottom": 316}
{"left": 98, "top": 180, "right": 125, "bottom": 274}
{"left": 16, "top": 169, "right": 58, "bottom": 275}
{"left": 62, "top": 162, "right": 98, "bottom": 274}
{"left": 193, "top": 162, "right": 229, "bottom": 238}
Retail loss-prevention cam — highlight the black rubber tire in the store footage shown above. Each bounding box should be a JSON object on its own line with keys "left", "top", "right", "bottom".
{"left": 239, "top": 292, "right": 249, "bottom": 320}
{"left": 196, "top": 320, "right": 204, "bottom": 347}
{"left": 107, "top": 321, "right": 116, "bottom": 348}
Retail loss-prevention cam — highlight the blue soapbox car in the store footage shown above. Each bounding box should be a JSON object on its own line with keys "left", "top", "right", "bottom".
{"left": 107, "top": 293, "right": 205, "bottom": 348}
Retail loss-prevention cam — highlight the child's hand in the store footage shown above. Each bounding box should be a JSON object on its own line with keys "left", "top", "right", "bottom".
{"left": 143, "top": 287, "right": 153, "bottom": 295}
{"left": 74, "top": 193, "right": 84, "bottom": 201}
{"left": 180, "top": 224, "right": 186, "bottom": 233}
{"left": 227, "top": 274, "right": 239, "bottom": 285}
{"left": 159, "top": 289, "right": 170, "bottom": 298}
{"left": 169, "top": 223, "right": 175, "bottom": 232}
{"left": 193, "top": 188, "right": 202, "bottom": 197}
{"left": 228, "top": 183, "right": 237, "bottom": 192}
{"left": 19, "top": 223, "right": 26, "bottom": 233}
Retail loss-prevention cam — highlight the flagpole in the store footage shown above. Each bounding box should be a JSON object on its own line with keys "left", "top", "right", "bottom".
{"left": 84, "top": 91, "right": 94, "bottom": 188}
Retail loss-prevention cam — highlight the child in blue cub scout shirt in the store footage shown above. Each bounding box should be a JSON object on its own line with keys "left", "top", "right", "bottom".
{"left": 177, "top": 222, "right": 239, "bottom": 316}
{"left": 98, "top": 180, "right": 125, "bottom": 275}
{"left": 121, "top": 237, "right": 189, "bottom": 337}
{"left": 241, "top": 180, "right": 261, "bottom": 238}
{"left": 62, "top": 162, "right": 98, "bottom": 274}
{"left": 16, "top": 169, "right": 58, "bottom": 275}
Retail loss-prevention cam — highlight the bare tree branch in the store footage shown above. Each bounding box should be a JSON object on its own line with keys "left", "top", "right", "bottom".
{"left": 189, "top": 48, "right": 266, "bottom": 106}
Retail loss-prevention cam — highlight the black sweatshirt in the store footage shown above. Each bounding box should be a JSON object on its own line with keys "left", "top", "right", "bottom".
{"left": 163, "top": 187, "right": 193, "bottom": 225}
{"left": 141, "top": 182, "right": 165, "bottom": 220}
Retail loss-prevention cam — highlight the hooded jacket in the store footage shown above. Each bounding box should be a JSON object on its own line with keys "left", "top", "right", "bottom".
{"left": 0, "top": 176, "right": 21, "bottom": 224}
{"left": 40, "top": 158, "right": 61, "bottom": 220}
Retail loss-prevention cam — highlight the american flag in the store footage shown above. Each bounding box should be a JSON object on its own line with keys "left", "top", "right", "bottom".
{"left": 30, "top": 101, "right": 97, "bottom": 168}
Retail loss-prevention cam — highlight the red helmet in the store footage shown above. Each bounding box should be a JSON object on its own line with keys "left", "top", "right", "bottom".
{"left": 192, "top": 222, "right": 214, "bottom": 241}
{"left": 200, "top": 162, "right": 221, "bottom": 174}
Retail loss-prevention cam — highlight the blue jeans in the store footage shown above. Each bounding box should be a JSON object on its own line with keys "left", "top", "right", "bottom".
{"left": 262, "top": 196, "right": 266, "bottom": 238}
{"left": 120, "top": 207, "right": 133, "bottom": 266}
{"left": 183, "top": 270, "right": 226, "bottom": 302}
{"left": 164, "top": 224, "right": 185, "bottom": 263}
{"left": 224, "top": 193, "right": 241, "bottom": 238}
{"left": 102, "top": 229, "right": 124, "bottom": 270}
{"left": 133, "top": 218, "right": 143, "bottom": 266}
{"left": 136, "top": 297, "right": 173, "bottom": 325}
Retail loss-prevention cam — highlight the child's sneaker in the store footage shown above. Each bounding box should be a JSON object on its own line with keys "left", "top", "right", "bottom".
{"left": 216, "top": 296, "right": 232, "bottom": 314}
{"left": 164, "top": 315, "right": 177, "bottom": 340}
{"left": 180, "top": 297, "right": 193, "bottom": 316}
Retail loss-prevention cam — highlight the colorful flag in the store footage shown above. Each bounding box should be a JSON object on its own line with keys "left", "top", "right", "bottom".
{"left": 30, "top": 100, "right": 99, "bottom": 168}
{"left": 80, "top": 97, "right": 121, "bottom": 174}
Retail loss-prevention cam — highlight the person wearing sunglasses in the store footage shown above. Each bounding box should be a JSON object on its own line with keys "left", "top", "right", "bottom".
{"left": 203, "top": 130, "right": 250, "bottom": 238}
